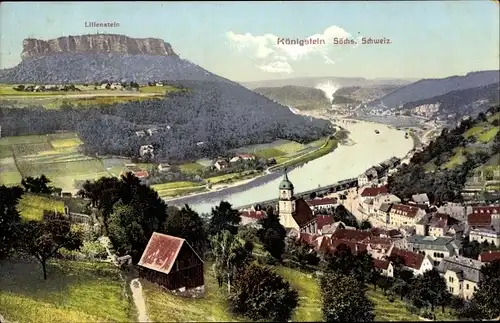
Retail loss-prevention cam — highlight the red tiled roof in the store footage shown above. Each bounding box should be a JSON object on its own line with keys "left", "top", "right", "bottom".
{"left": 468, "top": 213, "right": 492, "bottom": 227}
{"left": 328, "top": 238, "right": 367, "bottom": 255}
{"left": 134, "top": 170, "right": 149, "bottom": 178}
{"left": 306, "top": 198, "right": 338, "bottom": 207}
{"left": 390, "top": 204, "right": 421, "bottom": 218}
{"left": 298, "top": 233, "right": 320, "bottom": 245}
{"left": 370, "top": 227, "right": 384, "bottom": 236}
{"left": 363, "top": 236, "right": 393, "bottom": 248}
{"left": 240, "top": 210, "right": 266, "bottom": 220}
{"left": 373, "top": 258, "right": 390, "bottom": 270}
{"left": 294, "top": 198, "right": 316, "bottom": 227}
{"left": 238, "top": 154, "right": 255, "bottom": 159}
{"left": 479, "top": 250, "right": 500, "bottom": 263}
{"left": 331, "top": 229, "right": 372, "bottom": 242}
{"left": 138, "top": 232, "right": 197, "bottom": 274}
{"left": 360, "top": 186, "right": 388, "bottom": 197}
{"left": 390, "top": 248, "right": 424, "bottom": 270}
{"left": 316, "top": 215, "right": 334, "bottom": 230}
{"left": 386, "top": 229, "right": 401, "bottom": 237}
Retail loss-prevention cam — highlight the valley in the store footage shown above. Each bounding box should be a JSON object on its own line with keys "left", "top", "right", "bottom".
{"left": 0, "top": 3, "right": 499, "bottom": 323}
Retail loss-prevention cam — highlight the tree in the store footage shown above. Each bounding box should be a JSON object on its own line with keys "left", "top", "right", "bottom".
{"left": 332, "top": 204, "right": 358, "bottom": 228}
{"left": 163, "top": 204, "right": 207, "bottom": 256}
{"left": 465, "top": 260, "right": 500, "bottom": 320}
{"left": 80, "top": 175, "right": 168, "bottom": 262}
{"left": 21, "top": 175, "right": 52, "bottom": 194}
{"left": 258, "top": 209, "right": 286, "bottom": 260}
{"left": 285, "top": 238, "right": 320, "bottom": 267}
{"left": 18, "top": 211, "right": 83, "bottom": 279}
{"left": 409, "top": 268, "right": 450, "bottom": 312}
{"left": 323, "top": 243, "right": 357, "bottom": 276}
{"left": 211, "top": 230, "right": 249, "bottom": 293}
{"left": 321, "top": 271, "right": 375, "bottom": 322}
{"left": 353, "top": 251, "right": 375, "bottom": 284}
{"left": 229, "top": 263, "right": 298, "bottom": 322}
{"left": 209, "top": 201, "right": 241, "bottom": 236}
{"left": 0, "top": 185, "right": 24, "bottom": 259}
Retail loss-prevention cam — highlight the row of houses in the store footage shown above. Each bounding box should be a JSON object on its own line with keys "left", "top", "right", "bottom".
{"left": 213, "top": 154, "right": 256, "bottom": 170}
{"left": 295, "top": 226, "right": 499, "bottom": 301}
{"left": 357, "top": 185, "right": 500, "bottom": 246}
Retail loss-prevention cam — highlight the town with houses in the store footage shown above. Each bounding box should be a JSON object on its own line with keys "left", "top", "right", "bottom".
{"left": 236, "top": 157, "right": 500, "bottom": 302}
{"left": 1, "top": 3, "right": 499, "bottom": 321}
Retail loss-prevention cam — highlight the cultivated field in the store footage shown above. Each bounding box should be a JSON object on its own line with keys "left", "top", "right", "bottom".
{"left": 144, "top": 263, "right": 456, "bottom": 322}
{"left": 0, "top": 259, "right": 133, "bottom": 323}
{"left": 0, "top": 133, "right": 110, "bottom": 192}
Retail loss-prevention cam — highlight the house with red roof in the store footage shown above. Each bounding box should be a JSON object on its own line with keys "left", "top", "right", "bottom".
{"left": 359, "top": 186, "right": 388, "bottom": 201}
{"left": 467, "top": 206, "right": 500, "bottom": 231}
{"left": 121, "top": 164, "right": 149, "bottom": 179}
{"left": 388, "top": 203, "right": 426, "bottom": 228}
{"left": 387, "top": 247, "right": 433, "bottom": 276}
{"left": 478, "top": 250, "right": 500, "bottom": 263}
{"left": 138, "top": 232, "right": 204, "bottom": 292}
{"left": 316, "top": 215, "right": 334, "bottom": 233}
{"left": 331, "top": 228, "right": 372, "bottom": 242}
{"left": 373, "top": 258, "right": 394, "bottom": 277}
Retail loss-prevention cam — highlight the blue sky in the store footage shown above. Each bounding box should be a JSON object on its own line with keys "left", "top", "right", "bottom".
{"left": 0, "top": 1, "right": 498, "bottom": 81}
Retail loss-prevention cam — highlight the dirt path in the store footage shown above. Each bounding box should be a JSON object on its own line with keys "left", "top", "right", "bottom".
{"left": 130, "top": 278, "right": 151, "bottom": 323}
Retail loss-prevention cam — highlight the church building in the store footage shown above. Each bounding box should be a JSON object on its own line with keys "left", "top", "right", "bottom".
{"left": 277, "top": 170, "right": 318, "bottom": 234}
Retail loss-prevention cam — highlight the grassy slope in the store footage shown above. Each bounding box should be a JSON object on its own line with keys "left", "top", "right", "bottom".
{"left": 427, "top": 112, "right": 500, "bottom": 170}
{"left": 144, "top": 263, "right": 453, "bottom": 322}
{"left": 0, "top": 259, "right": 133, "bottom": 323}
{"left": 16, "top": 193, "right": 66, "bottom": 221}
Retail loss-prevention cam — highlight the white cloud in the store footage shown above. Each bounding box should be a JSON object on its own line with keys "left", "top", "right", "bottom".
{"left": 258, "top": 61, "right": 293, "bottom": 74}
{"left": 225, "top": 25, "right": 356, "bottom": 73}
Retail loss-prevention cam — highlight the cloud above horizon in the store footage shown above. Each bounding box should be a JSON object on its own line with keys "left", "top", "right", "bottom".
{"left": 225, "top": 25, "right": 360, "bottom": 74}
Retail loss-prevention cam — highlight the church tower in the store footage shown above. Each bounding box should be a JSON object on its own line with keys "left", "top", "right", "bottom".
{"left": 277, "top": 168, "right": 296, "bottom": 224}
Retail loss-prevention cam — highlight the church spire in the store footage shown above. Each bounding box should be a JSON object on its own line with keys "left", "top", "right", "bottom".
{"left": 279, "top": 167, "right": 294, "bottom": 190}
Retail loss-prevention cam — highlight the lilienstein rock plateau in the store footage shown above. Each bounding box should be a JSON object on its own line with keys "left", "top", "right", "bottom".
{"left": 21, "top": 34, "right": 178, "bottom": 60}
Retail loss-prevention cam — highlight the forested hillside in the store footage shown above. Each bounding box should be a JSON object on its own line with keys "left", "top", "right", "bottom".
{"left": 399, "top": 83, "right": 500, "bottom": 119}
{"left": 253, "top": 85, "right": 332, "bottom": 111}
{"left": 369, "top": 70, "right": 499, "bottom": 110}
{"left": 388, "top": 105, "right": 500, "bottom": 203}
{"left": 0, "top": 81, "right": 332, "bottom": 161}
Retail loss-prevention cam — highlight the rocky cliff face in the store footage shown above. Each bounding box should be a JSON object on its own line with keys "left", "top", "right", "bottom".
{"left": 21, "top": 34, "right": 177, "bottom": 60}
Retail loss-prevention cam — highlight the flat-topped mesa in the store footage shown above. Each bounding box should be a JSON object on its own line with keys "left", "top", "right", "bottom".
{"left": 21, "top": 34, "right": 178, "bottom": 60}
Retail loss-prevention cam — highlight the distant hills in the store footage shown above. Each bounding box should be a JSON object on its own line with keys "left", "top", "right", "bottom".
{"left": 334, "top": 85, "right": 403, "bottom": 103}
{"left": 241, "top": 77, "right": 414, "bottom": 90}
{"left": 368, "top": 70, "right": 500, "bottom": 110}
{"left": 253, "top": 85, "right": 332, "bottom": 111}
{"left": 400, "top": 83, "right": 500, "bottom": 119}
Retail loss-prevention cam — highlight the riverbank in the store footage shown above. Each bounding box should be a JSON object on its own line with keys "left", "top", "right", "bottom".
{"left": 166, "top": 120, "right": 414, "bottom": 214}
{"left": 161, "top": 134, "right": 339, "bottom": 201}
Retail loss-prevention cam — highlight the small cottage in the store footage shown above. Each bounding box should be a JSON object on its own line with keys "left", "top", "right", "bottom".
{"left": 138, "top": 232, "right": 204, "bottom": 292}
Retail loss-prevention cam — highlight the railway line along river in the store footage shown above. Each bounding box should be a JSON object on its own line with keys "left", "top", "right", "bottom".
{"left": 165, "top": 120, "right": 414, "bottom": 214}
